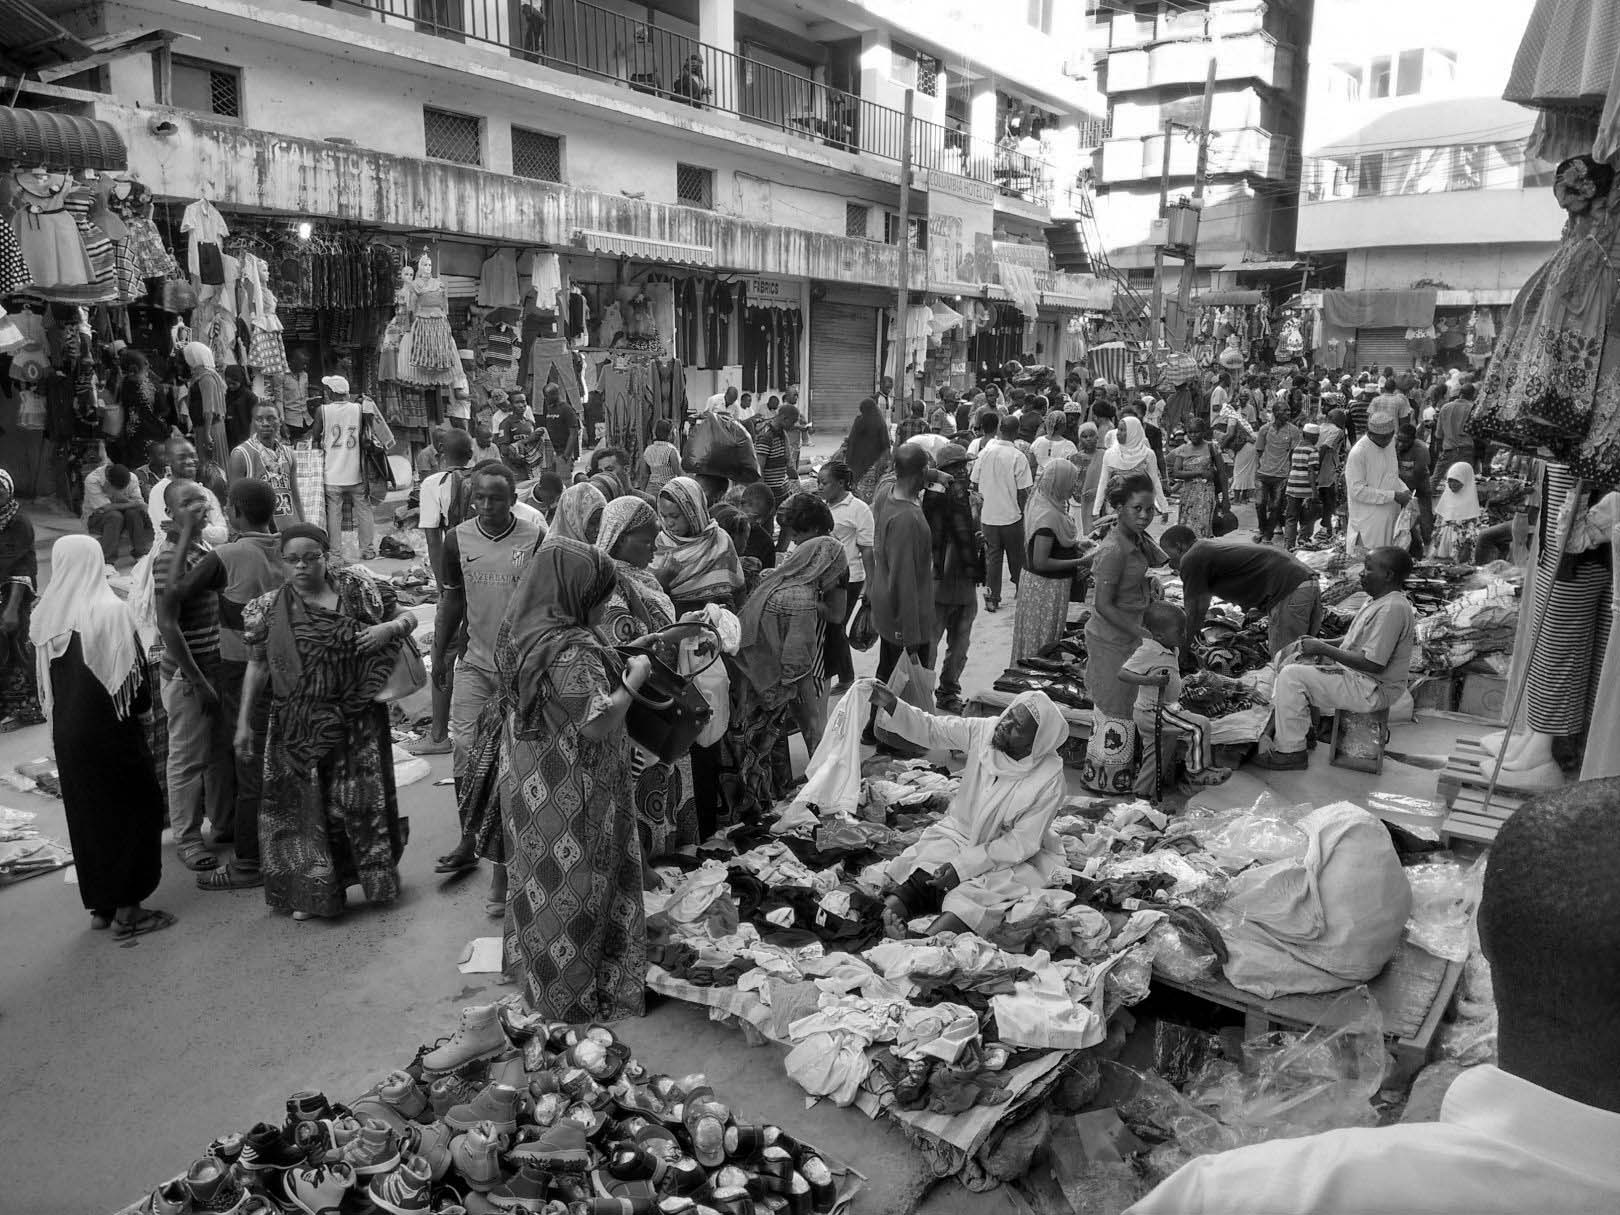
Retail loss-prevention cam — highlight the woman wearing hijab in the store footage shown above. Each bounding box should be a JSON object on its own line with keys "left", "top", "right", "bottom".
{"left": 722, "top": 494, "right": 849, "bottom": 821}
{"left": 868, "top": 687, "right": 1068, "bottom": 938}
{"left": 33, "top": 535, "right": 170, "bottom": 937}
{"left": 587, "top": 471, "right": 624, "bottom": 504}
{"left": 1074, "top": 421, "right": 1101, "bottom": 534}
{"left": 1012, "top": 462, "right": 1092, "bottom": 662}
{"left": 1431, "top": 462, "right": 1484, "bottom": 562}
{"left": 0, "top": 470, "right": 42, "bottom": 732}
{"left": 549, "top": 481, "right": 607, "bottom": 544}
{"left": 496, "top": 537, "right": 653, "bottom": 1021}
{"left": 1030, "top": 410, "right": 1079, "bottom": 471}
{"left": 181, "top": 342, "right": 229, "bottom": 474}
{"left": 653, "top": 476, "right": 745, "bottom": 615}
{"left": 1092, "top": 416, "right": 1169, "bottom": 518}
{"left": 237, "top": 524, "right": 413, "bottom": 920}
{"left": 594, "top": 496, "right": 698, "bottom": 857}
{"left": 829, "top": 397, "right": 893, "bottom": 503}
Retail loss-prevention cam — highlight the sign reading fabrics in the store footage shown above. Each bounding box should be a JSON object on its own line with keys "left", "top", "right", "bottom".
{"left": 743, "top": 276, "right": 801, "bottom": 302}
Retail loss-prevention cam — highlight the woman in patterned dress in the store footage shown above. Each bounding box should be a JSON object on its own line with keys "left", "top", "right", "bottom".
{"left": 0, "top": 470, "right": 43, "bottom": 731}
{"left": 594, "top": 496, "right": 699, "bottom": 858}
{"left": 496, "top": 536, "right": 653, "bottom": 1021}
{"left": 236, "top": 524, "right": 412, "bottom": 920}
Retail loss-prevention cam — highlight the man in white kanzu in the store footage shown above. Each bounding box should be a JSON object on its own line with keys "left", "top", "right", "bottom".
{"left": 1128, "top": 777, "right": 1620, "bottom": 1214}
{"left": 1343, "top": 403, "right": 1410, "bottom": 554}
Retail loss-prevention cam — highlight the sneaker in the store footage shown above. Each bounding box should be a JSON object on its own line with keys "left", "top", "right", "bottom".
{"left": 207, "top": 1134, "right": 244, "bottom": 1168}
{"left": 294, "top": 1115, "right": 362, "bottom": 1162}
{"left": 338, "top": 1119, "right": 401, "bottom": 1176}
{"left": 507, "top": 1123, "right": 589, "bottom": 1171}
{"left": 184, "top": 1159, "right": 244, "bottom": 1213}
{"left": 143, "top": 1177, "right": 190, "bottom": 1215}
{"left": 353, "top": 1071, "right": 430, "bottom": 1130}
{"left": 284, "top": 1091, "right": 333, "bottom": 1134}
{"left": 368, "top": 1154, "right": 433, "bottom": 1215}
{"left": 398, "top": 1121, "right": 454, "bottom": 1182}
{"left": 428, "top": 1073, "right": 482, "bottom": 1120}
{"left": 444, "top": 1081, "right": 523, "bottom": 1135}
{"left": 421, "top": 1004, "right": 508, "bottom": 1073}
{"left": 486, "top": 1162, "right": 551, "bottom": 1213}
{"left": 239, "top": 1122, "right": 308, "bottom": 1173}
{"left": 281, "top": 1160, "right": 355, "bottom": 1215}
{"left": 449, "top": 1122, "right": 504, "bottom": 1192}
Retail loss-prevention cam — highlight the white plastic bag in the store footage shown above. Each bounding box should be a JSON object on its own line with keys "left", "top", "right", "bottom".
{"left": 874, "top": 653, "right": 936, "bottom": 755}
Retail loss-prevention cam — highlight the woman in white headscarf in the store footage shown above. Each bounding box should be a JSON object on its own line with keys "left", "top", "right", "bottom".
{"left": 868, "top": 686, "right": 1070, "bottom": 937}
{"left": 1093, "top": 415, "right": 1169, "bottom": 517}
{"left": 182, "top": 341, "right": 229, "bottom": 474}
{"left": 1430, "top": 461, "right": 1484, "bottom": 562}
{"left": 32, "top": 535, "right": 172, "bottom": 937}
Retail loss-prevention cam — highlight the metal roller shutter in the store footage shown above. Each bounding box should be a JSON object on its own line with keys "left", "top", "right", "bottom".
{"left": 1355, "top": 327, "right": 1416, "bottom": 375}
{"left": 808, "top": 302, "right": 877, "bottom": 434}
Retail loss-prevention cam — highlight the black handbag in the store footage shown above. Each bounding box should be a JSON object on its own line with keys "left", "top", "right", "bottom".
{"left": 617, "top": 621, "right": 719, "bottom": 763}
{"left": 360, "top": 413, "right": 395, "bottom": 489}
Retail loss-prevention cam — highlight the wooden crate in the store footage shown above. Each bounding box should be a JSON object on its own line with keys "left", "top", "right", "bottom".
{"left": 1329, "top": 707, "right": 1389, "bottom": 775}
{"left": 1435, "top": 737, "right": 1534, "bottom": 845}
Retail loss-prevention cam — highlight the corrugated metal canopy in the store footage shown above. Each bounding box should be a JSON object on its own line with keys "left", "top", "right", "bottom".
{"left": 1309, "top": 97, "right": 1534, "bottom": 159}
{"left": 0, "top": 0, "right": 94, "bottom": 72}
{"left": 1219, "top": 259, "right": 1305, "bottom": 273}
{"left": 0, "top": 107, "right": 127, "bottom": 169}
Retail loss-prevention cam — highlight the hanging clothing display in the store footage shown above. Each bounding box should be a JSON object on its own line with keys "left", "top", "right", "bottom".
{"left": 178, "top": 197, "right": 228, "bottom": 282}
{"left": 742, "top": 304, "right": 803, "bottom": 394}
{"left": 476, "top": 248, "right": 520, "bottom": 309}
{"left": 7, "top": 170, "right": 95, "bottom": 297}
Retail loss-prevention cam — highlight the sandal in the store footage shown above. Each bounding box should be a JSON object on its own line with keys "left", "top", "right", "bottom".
{"left": 177, "top": 842, "right": 219, "bottom": 871}
{"left": 1187, "top": 766, "right": 1233, "bottom": 788}
{"left": 114, "top": 908, "right": 177, "bottom": 939}
{"left": 197, "top": 865, "right": 263, "bottom": 891}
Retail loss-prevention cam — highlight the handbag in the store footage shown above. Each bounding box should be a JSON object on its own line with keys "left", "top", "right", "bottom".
{"left": 360, "top": 414, "right": 395, "bottom": 489}
{"left": 374, "top": 632, "right": 427, "bottom": 701}
{"left": 847, "top": 600, "right": 879, "bottom": 652}
{"left": 158, "top": 278, "right": 198, "bottom": 314}
{"left": 617, "top": 621, "right": 719, "bottom": 763}
{"left": 1213, "top": 506, "right": 1240, "bottom": 536}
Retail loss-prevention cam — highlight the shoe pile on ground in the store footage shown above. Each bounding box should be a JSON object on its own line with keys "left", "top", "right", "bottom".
{"left": 134, "top": 1000, "right": 855, "bottom": 1215}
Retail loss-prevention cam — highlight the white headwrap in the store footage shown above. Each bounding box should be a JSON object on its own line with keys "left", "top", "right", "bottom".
{"left": 29, "top": 535, "right": 143, "bottom": 720}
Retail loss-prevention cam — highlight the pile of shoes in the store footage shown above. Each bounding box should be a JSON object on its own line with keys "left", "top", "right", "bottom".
{"left": 136, "top": 1000, "right": 853, "bottom": 1215}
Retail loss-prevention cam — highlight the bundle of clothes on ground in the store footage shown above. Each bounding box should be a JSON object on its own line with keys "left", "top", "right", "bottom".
{"left": 122, "top": 997, "right": 857, "bottom": 1215}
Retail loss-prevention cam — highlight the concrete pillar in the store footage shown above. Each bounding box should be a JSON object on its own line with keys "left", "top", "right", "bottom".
{"left": 699, "top": 0, "right": 734, "bottom": 52}
{"left": 859, "top": 31, "right": 893, "bottom": 159}
{"left": 1049, "top": 117, "right": 1083, "bottom": 217}
{"left": 968, "top": 77, "right": 998, "bottom": 182}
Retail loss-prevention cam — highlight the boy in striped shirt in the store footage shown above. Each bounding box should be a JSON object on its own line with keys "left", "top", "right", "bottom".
{"left": 1283, "top": 423, "right": 1321, "bottom": 550}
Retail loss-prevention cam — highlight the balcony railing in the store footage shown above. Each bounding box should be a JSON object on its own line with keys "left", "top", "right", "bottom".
{"left": 1302, "top": 140, "right": 1555, "bottom": 202}
{"left": 330, "top": 0, "right": 1054, "bottom": 201}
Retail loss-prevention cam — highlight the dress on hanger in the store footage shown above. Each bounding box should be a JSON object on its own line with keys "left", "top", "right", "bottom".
{"left": 9, "top": 171, "right": 93, "bottom": 290}
{"left": 404, "top": 275, "right": 458, "bottom": 383}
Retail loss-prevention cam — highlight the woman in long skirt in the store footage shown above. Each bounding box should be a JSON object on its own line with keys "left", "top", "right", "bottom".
{"left": 32, "top": 536, "right": 171, "bottom": 937}
{"left": 238, "top": 525, "right": 411, "bottom": 920}
{"left": 1169, "top": 416, "right": 1225, "bottom": 537}
{"left": 497, "top": 537, "right": 653, "bottom": 1021}
{"left": 1012, "top": 462, "right": 1091, "bottom": 661}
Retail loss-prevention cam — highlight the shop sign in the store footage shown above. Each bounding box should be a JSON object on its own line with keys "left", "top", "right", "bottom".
{"left": 927, "top": 170, "right": 995, "bottom": 206}
{"left": 744, "top": 276, "right": 801, "bottom": 302}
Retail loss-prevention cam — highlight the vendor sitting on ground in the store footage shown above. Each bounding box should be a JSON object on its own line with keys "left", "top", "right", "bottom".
{"left": 1255, "top": 546, "right": 1416, "bottom": 771}
{"left": 868, "top": 686, "right": 1068, "bottom": 939}
{"left": 1128, "top": 777, "right": 1620, "bottom": 1214}
{"left": 1119, "top": 602, "right": 1232, "bottom": 799}
{"left": 1159, "top": 526, "right": 1323, "bottom": 660}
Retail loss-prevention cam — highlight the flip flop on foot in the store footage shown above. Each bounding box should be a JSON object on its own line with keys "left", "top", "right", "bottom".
{"left": 113, "top": 908, "right": 177, "bottom": 939}
{"left": 435, "top": 846, "right": 479, "bottom": 874}
{"left": 177, "top": 842, "right": 219, "bottom": 871}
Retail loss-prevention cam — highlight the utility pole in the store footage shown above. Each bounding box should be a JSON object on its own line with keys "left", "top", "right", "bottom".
{"left": 893, "top": 88, "right": 915, "bottom": 421}
{"left": 1147, "top": 117, "right": 1173, "bottom": 352}
{"left": 1172, "top": 59, "right": 1218, "bottom": 351}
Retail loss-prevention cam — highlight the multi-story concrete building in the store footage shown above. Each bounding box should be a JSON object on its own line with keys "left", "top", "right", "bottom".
{"left": 1295, "top": 0, "right": 1561, "bottom": 370}
{"left": 1, "top": 0, "right": 1112, "bottom": 442}
{"left": 1080, "top": 0, "right": 1312, "bottom": 306}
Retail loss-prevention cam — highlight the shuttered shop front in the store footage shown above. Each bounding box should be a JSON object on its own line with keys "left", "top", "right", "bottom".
{"left": 808, "top": 301, "right": 878, "bottom": 433}
{"left": 1355, "top": 327, "right": 1414, "bottom": 374}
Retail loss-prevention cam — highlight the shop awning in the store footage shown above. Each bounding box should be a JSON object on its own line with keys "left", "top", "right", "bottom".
{"left": 1195, "top": 289, "right": 1266, "bottom": 306}
{"left": 1309, "top": 97, "right": 1533, "bottom": 159}
{"left": 0, "top": 106, "right": 127, "bottom": 170}
{"left": 571, "top": 229, "right": 715, "bottom": 267}
{"left": 1218, "top": 259, "right": 1305, "bottom": 273}
{"left": 1321, "top": 288, "right": 1437, "bottom": 329}
{"left": 1041, "top": 280, "right": 1114, "bottom": 311}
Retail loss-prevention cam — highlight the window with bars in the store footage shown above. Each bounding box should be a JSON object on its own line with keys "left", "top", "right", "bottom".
{"left": 884, "top": 213, "right": 927, "bottom": 250}
{"left": 916, "top": 56, "right": 940, "bottom": 98}
{"left": 845, "top": 202, "right": 871, "bottom": 239}
{"left": 512, "top": 127, "right": 562, "bottom": 182}
{"left": 424, "top": 107, "right": 482, "bottom": 166}
{"left": 168, "top": 56, "right": 242, "bottom": 120}
{"left": 676, "top": 163, "right": 714, "bottom": 210}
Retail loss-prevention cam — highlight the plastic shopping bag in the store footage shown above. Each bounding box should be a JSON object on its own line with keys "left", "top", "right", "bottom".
{"left": 293, "top": 441, "right": 325, "bottom": 514}
{"left": 683, "top": 412, "right": 760, "bottom": 482}
{"left": 846, "top": 601, "right": 878, "bottom": 652}
{"left": 874, "top": 653, "right": 936, "bottom": 756}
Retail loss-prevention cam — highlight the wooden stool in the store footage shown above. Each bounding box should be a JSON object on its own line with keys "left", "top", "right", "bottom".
{"left": 1330, "top": 707, "right": 1390, "bottom": 774}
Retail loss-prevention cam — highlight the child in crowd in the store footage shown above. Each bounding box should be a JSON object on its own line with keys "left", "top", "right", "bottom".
{"left": 1119, "top": 603, "right": 1231, "bottom": 800}
{"left": 639, "top": 418, "right": 682, "bottom": 495}
{"left": 1431, "top": 462, "right": 1484, "bottom": 563}
{"left": 896, "top": 400, "right": 930, "bottom": 444}
{"left": 1283, "top": 422, "right": 1322, "bottom": 550}
{"left": 470, "top": 422, "right": 502, "bottom": 466}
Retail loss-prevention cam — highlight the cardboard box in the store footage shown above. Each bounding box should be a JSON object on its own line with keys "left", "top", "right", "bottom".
{"left": 1459, "top": 673, "right": 1507, "bottom": 720}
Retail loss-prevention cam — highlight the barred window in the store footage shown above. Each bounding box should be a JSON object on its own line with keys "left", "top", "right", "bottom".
{"left": 845, "top": 202, "right": 870, "bottom": 238}
{"left": 512, "top": 127, "right": 562, "bottom": 182}
{"left": 676, "top": 163, "right": 714, "bottom": 210}
{"left": 169, "top": 56, "right": 241, "bottom": 120}
{"left": 916, "top": 56, "right": 940, "bottom": 98}
{"left": 424, "top": 107, "right": 482, "bottom": 166}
